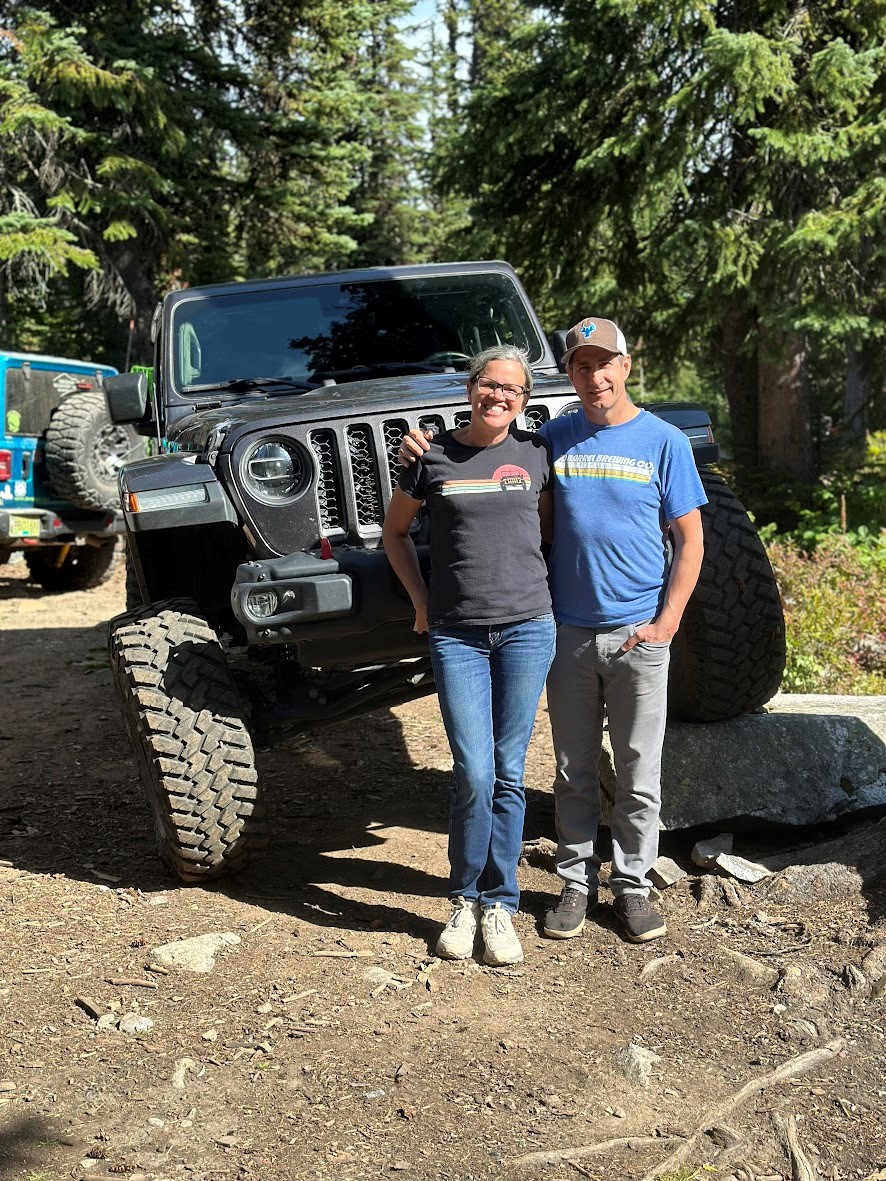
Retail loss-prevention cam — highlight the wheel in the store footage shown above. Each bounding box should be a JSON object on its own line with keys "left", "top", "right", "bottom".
{"left": 108, "top": 599, "right": 266, "bottom": 881}
{"left": 24, "top": 539, "right": 117, "bottom": 591}
{"left": 45, "top": 388, "right": 142, "bottom": 512}
{"left": 668, "top": 468, "right": 785, "bottom": 722}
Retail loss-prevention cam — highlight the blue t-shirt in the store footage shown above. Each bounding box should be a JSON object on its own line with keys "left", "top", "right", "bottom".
{"left": 539, "top": 409, "right": 707, "bottom": 627}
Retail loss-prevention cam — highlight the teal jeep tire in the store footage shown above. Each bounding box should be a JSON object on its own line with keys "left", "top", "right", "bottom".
{"left": 108, "top": 599, "right": 267, "bottom": 881}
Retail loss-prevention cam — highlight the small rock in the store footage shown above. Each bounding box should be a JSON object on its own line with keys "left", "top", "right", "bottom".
{"left": 364, "top": 1089, "right": 386, "bottom": 1100}
{"left": 712, "top": 853, "right": 772, "bottom": 883}
{"left": 648, "top": 856, "right": 686, "bottom": 889}
{"left": 391, "top": 1162, "right": 410, "bottom": 1171}
{"left": 776, "top": 961, "right": 833, "bottom": 1009}
{"left": 614, "top": 1042, "right": 661, "bottom": 1088}
{"left": 843, "top": 964, "right": 868, "bottom": 996}
{"left": 861, "top": 944, "right": 886, "bottom": 989}
{"left": 692, "top": 833, "right": 734, "bottom": 867}
{"left": 148, "top": 1116, "right": 165, "bottom": 1127}
{"left": 119, "top": 1013, "right": 154, "bottom": 1035}
{"left": 96, "top": 1013, "right": 119, "bottom": 1031}
{"left": 364, "top": 966, "right": 395, "bottom": 986}
{"left": 716, "top": 946, "right": 779, "bottom": 989}
{"left": 0, "top": 1083, "right": 16, "bottom": 1093}
{"left": 201, "top": 1029, "right": 218, "bottom": 1042}
{"left": 150, "top": 932, "right": 241, "bottom": 974}
{"left": 171, "top": 1057, "right": 202, "bottom": 1089}
{"left": 256, "top": 1002, "right": 273, "bottom": 1014}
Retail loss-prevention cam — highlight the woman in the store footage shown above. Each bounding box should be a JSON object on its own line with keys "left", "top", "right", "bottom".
{"left": 382, "top": 345, "right": 555, "bottom": 966}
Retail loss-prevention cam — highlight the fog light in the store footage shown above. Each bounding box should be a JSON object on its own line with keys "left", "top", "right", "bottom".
{"left": 246, "top": 588, "right": 279, "bottom": 619}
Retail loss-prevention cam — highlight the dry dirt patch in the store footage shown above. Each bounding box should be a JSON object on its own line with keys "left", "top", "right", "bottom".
{"left": 0, "top": 555, "right": 884, "bottom": 1181}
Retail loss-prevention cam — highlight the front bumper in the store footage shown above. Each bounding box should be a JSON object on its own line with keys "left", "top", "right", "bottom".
{"left": 231, "top": 547, "right": 425, "bottom": 653}
{"left": 0, "top": 508, "right": 121, "bottom": 548}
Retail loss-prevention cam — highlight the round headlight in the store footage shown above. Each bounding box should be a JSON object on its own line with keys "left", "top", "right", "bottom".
{"left": 242, "top": 439, "right": 304, "bottom": 502}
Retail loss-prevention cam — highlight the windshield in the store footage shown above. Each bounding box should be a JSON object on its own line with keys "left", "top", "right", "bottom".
{"left": 169, "top": 273, "right": 545, "bottom": 395}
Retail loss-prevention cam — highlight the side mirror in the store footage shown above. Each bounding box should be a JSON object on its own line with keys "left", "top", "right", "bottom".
{"left": 551, "top": 330, "right": 568, "bottom": 371}
{"left": 104, "top": 372, "right": 148, "bottom": 423}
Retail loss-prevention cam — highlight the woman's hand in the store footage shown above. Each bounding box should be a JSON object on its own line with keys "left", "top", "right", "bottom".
{"left": 413, "top": 602, "right": 429, "bottom": 634}
{"left": 398, "top": 428, "right": 434, "bottom": 466}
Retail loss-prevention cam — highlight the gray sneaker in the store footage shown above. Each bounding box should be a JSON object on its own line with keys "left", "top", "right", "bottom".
{"left": 436, "top": 897, "right": 480, "bottom": 959}
{"left": 543, "top": 885, "right": 596, "bottom": 939}
{"left": 612, "top": 893, "right": 667, "bottom": 943}
{"left": 481, "top": 904, "right": 524, "bottom": 966}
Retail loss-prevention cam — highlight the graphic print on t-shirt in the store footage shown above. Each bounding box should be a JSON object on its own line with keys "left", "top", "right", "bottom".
{"left": 440, "top": 464, "right": 532, "bottom": 496}
{"left": 553, "top": 453, "right": 653, "bottom": 484}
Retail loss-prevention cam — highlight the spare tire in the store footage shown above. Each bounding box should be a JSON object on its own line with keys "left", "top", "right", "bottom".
{"left": 45, "top": 388, "right": 142, "bottom": 512}
{"left": 668, "top": 468, "right": 785, "bottom": 722}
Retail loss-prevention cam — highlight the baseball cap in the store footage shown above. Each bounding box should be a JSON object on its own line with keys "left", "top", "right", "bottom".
{"left": 560, "top": 317, "right": 627, "bottom": 366}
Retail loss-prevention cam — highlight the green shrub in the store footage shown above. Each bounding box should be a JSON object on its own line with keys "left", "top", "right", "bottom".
{"left": 767, "top": 533, "right": 886, "bottom": 695}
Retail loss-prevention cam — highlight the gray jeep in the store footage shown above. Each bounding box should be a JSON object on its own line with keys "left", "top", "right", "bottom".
{"left": 104, "top": 261, "right": 785, "bottom": 882}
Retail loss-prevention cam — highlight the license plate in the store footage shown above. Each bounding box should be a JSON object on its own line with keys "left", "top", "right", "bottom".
{"left": 8, "top": 515, "right": 41, "bottom": 538}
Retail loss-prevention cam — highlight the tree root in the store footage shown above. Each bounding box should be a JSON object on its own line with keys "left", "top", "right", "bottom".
{"left": 636, "top": 1039, "right": 845, "bottom": 1181}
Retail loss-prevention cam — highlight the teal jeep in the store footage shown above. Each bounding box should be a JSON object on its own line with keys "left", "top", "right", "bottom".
{"left": 0, "top": 351, "right": 141, "bottom": 590}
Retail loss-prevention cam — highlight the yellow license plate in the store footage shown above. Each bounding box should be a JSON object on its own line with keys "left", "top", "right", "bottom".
{"left": 9, "top": 516, "right": 41, "bottom": 538}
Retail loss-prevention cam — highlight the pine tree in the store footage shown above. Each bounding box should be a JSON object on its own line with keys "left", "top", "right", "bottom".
{"left": 441, "top": 0, "right": 886, "bottom": 478}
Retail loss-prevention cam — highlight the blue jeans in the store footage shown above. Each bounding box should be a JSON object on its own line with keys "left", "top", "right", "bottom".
{"left": 428, "top": 615, "right": 556, "bottom": 912}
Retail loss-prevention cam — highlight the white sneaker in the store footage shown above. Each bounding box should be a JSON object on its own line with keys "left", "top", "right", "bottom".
{"left": 436, "top": 897, "right": 480, "bottom": 959}
{"left": 481, "top": 903, "right": 524, "bottom": 966}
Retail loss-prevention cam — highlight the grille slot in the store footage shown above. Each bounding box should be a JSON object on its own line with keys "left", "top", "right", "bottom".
{"left": 418, "top": 414, "right": 445, "bottom": 437}
{"left": 309, "top": 430, "right": 343, "bottom": 533}
{"left": 524, "top": 405, "right": 549, "bottom": 432}
{"left": 346, "top": 425, "right": 383, "bottom": 528}
{"left": 453, "top": 410, "right": 471, "bottom": 429}
{"left": 382, "top": 419, "right": 409, "bottom": 492}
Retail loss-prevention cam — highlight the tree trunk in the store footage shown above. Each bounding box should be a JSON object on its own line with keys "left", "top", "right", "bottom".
{"left": 843, "top": 344, "right": 868, "bottom": 445}
{"left": 719, "top": 302, "right": 758, "bottom": 467}
{"left": 757, "top": 324, "right": 814, "bottom": 482}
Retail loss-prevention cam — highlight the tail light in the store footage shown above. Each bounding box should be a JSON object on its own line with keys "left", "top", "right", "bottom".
{"left": 0, "top": 451, "right": 11, "bottom": 482}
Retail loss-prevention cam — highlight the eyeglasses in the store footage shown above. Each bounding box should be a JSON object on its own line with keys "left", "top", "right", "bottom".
{"left": 473, "top": 377, "right": 527, "bottom": 400}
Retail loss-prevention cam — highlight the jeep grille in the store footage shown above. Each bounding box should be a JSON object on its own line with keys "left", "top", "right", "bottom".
{"left": 240, "top": 391, "right": 575, "bottom": 556}
{"left": 310, "top": 430, "right": 343, "bottom": 533}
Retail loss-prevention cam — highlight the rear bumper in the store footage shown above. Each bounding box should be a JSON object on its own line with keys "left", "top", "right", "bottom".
{"left": 0, "top": 508, "right": 122, "bottom": 548}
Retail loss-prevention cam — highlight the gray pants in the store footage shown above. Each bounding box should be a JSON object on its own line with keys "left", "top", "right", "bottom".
{"left": 547, "top": 621, "right": 670, "bottom": 897}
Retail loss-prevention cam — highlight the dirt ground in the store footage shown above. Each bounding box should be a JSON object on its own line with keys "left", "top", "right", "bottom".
{"left": 1, "top": 554, "right": 884, "bottom": 1181}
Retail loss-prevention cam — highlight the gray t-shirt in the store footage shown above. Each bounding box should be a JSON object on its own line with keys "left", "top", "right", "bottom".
{"left": 398, "top": 429, "right": 553, "bottom": 628}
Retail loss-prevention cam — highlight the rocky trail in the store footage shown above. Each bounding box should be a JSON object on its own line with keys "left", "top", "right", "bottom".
{"left": 1, "top": 555, "right": 884, "bottom": 1181}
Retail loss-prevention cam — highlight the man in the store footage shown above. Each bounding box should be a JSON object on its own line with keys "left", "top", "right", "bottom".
{"left": 400, "top": 318, "right": 705, "bottom": 944}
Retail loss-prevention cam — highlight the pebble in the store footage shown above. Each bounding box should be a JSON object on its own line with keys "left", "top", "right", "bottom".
{"left": 148, "top": 1116, "right": 165, "bottom": 1127}
{"left": 150, "top": 932, "right": 241, "bottom": 973}
{"left": 614, "top": 1042, "right": 661, "bottom": 1088}
{"left": 692, "top": 833, "right": 734, "bottom": 866}
{"left": 119, "top": 1013, "right": 154, "bottom": 1035}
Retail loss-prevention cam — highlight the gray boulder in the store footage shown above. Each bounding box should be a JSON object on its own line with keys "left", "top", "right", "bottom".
{"left": 600, "top": 694, "right": 886, "bottom": 829}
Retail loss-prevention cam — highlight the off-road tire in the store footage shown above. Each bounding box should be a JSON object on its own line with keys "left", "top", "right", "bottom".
{"left": 108, "top": 599, "right": 266, "bottom": 881}
{"left": 669, "top": 468, "right": 785, "bottom": 722}
{"left": 45, "top": 388, "right": 142, "bottom": 512}
{"left": 24, "top": 539, "right": 117, "bottom": 591}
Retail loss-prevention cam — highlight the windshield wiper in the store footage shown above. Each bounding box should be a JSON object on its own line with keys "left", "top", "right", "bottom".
{"left": 307, "top": 360, "right": 463, "bottom": 383}
{"left": 180, "top": 376, "right": 314, "bottom": 395}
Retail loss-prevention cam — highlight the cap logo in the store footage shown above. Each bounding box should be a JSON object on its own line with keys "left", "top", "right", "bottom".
{"left": 580, "top": 324, "right": 596, "bottom": 339}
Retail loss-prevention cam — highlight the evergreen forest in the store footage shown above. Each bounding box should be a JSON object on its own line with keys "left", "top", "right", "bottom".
{"left": 2, "top": 1, "right": 884, "bottom": 685}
